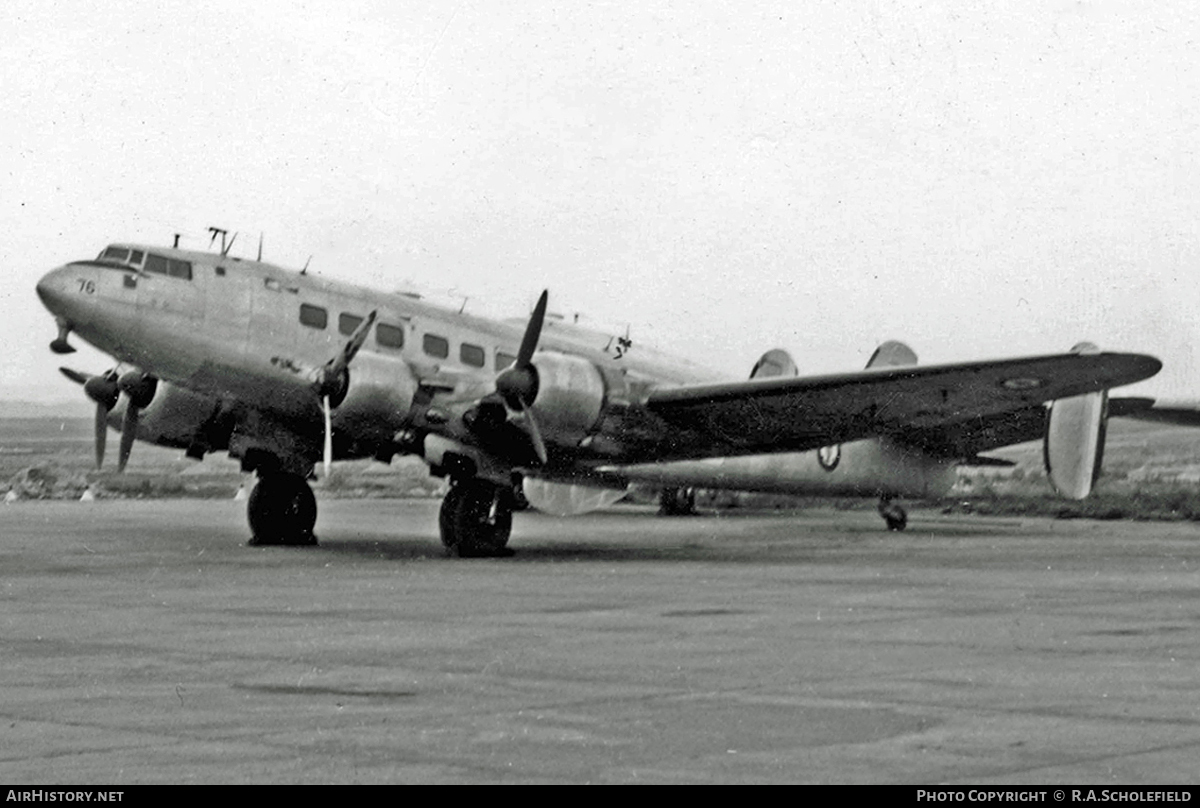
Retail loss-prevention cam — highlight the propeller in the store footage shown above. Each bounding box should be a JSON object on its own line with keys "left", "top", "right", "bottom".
{"left": 116, "top": 372, "right": 157, "bottom": 472}
{"left": 312, "top": 311, "right": 377, "bottom": 478}
{"left": 493, "top": 290, "right": 549, "bottom": 464}
{"left": 60, "top": 367, "right": 119, "bottom": 469}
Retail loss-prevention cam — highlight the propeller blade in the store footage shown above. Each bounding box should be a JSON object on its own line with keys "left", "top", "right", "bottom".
{"left": 323, "top": 394, "right": 333, "bottom": 479}
{"left": 64, "top": 368, "right": 119, "bottom": 468}
{"left": 315, "top": 310, "right": 377, "bottom": 399}
{"left": 496, "top": 291, "right": 548, "bottom": 410}
{"left": 93, "top": 403, "right": 108, "bottom": 469}
{"left": 59, "top": 367, "right": 90, "bottom": 386}
{"left": 118, "top": 406, "right": 139, "bottom": 472}
{"left": 516, "top": 291, "right": 548, "bottom": 368}
{"left": 521, "top": 397, "right": 548, "bottom": 465}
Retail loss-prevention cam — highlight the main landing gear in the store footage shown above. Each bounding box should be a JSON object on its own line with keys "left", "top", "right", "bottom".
{"left": 877, "top": 496, "right": 907, "bottom": 532}
{"left": 439, "top": 478, "right": 514, "bottom": 558}
{"left": 247, "top": 472, "right": 318, "bottom": 546}
{"left": 659, "top": 486, "right": 697, "bottom": 516}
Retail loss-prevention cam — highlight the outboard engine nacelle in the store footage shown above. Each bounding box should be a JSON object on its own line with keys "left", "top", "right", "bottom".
{"left": 1044, "top": 343, "right": 1109, "bottom": 500}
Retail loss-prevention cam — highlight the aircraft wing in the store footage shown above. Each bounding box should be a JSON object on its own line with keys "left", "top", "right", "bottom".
{"left": 640, "top": 352, "right": 1160, "bottom": 462}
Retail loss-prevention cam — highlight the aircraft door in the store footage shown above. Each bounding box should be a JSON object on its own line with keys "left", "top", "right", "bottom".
{"left": 202, "top": 262, "right": 251, "bottom": 359}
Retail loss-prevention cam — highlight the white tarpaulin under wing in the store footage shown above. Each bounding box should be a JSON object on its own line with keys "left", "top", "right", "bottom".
{"left": 521, "top": 478, "right": 629, "bottom": 516}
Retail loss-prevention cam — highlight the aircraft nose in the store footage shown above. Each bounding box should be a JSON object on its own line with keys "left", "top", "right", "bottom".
{"left": 35, "top": 265, "right": 72, "bottom": 316}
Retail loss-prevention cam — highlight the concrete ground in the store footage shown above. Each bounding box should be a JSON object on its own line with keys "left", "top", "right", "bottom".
{"left": 1, "top": 498, "right": 1199, "bottom": 784}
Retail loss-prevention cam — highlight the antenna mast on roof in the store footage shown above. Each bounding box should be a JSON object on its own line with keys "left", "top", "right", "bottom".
{"left": 207, "top": 227, "right": 230, "bottom": 254}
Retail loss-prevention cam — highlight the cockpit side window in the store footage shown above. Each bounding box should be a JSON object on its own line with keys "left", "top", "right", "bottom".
{"left": 144, "top": 254, "right": 169, "bottom": 275}
{"left": 100, "top": 246, "right": 130, "bottom": 262}
{"left": 143, "top": 253, "right": 192, "bottom": 280}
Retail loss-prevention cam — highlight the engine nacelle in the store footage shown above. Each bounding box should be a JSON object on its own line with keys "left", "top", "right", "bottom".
{"left": 108, "top": 381, "right": 218, "bottom": 449}
{"left": 528, "top": 352, "right": 607, "bottom": 443}
{"left": 1044, "top": 390, "right": 1108, "bottom": 500}
{"left": 332, "top": 352, "right": 418, "bottom": 445}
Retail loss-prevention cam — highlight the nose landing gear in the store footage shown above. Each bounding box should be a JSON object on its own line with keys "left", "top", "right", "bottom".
{"left": 50, "top": 318, "right": 76, "bottom": 354}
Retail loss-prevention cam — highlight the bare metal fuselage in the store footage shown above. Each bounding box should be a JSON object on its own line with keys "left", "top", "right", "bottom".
{"left": 37, "top": 245, "right": 960, "bottom": 498}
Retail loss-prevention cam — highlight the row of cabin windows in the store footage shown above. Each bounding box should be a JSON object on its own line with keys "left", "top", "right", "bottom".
{"left": 99, "top": 246, "right": 192, "bottom": 280}
{"left": 299, "top": 303, "right": 517, "bottom": 370}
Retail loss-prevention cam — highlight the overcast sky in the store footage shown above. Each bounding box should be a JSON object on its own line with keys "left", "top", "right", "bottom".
{"left": 3, "top": 0, "right": 1197, "bottom": 403}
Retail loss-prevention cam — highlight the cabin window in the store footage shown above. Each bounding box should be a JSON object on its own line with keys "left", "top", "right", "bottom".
{"left": 423, "top": 333, "right": 449, "bottom": 359}
{"left": 299, "top": 303, "right": 328, "bottom": 329}
{"left": 377, "top": 322, "right": 404, "bottom": 349}
{"left": 215, "top": 266, "right": 226, "bottom": 276}
{"left": 339, "top": 313, "right": 363, "bottom": 336}
{"left": 460, "top": 343, "right": 485, "bottom": 368}
{"left": 129, "top": 250, "right": 144, "bottom": 266}
{"left": 495, "top": 351, "right": 516, "bottom": 371}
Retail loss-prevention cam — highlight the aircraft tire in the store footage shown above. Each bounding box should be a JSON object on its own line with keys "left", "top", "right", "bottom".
{"left": 659, "top": 486, "right": 697, "bottom": 516}
{"left": 439, "top": 479, "right": 513, "bottom": 558}
{"left": 880, "top": 504, "right": 907, "bottom": 532}
{"left": 247, "top": 472, "right": 318, "bottom": 546}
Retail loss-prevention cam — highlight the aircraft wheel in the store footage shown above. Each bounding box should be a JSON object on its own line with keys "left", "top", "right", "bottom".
{"left": 659, "top": 486, "right": 696, "bottom": 516}
{"left": 247, "top": 472, "right": 318, "bottom": 546}
{"left": 878, "top": 499, "right": 907, "bottom": 532}
{"left": 439, "top": 479, "right": 513, "bottom": 558}
{"left": 510, "top": 475, "right": 531, "bottom": 512}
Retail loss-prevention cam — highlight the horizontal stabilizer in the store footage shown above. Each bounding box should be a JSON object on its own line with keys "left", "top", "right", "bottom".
{"left": 960, "top": 455, "right": 1017, "bottom": 468}
{"left": 1107, "top": 397, "right": 1156, "bottom": 418}
{"left": 1112, "top": 399, "right": 1200, "bottom": 427}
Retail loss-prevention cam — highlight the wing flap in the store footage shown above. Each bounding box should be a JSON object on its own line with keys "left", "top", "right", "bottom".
{"left": 643, "top": 352, "right": 1160, "bottom": 460}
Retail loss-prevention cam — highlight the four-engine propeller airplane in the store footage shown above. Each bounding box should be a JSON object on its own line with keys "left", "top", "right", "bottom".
{"left": 36, "top": 239, "right": 1162, "bottom": 556}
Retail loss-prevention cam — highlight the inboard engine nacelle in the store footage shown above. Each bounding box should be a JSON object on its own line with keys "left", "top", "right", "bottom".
{"left": 526, "top": 352, "right": 608, "bottom": 442}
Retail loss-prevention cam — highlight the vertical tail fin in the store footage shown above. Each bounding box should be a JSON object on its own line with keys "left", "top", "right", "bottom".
{"left": 865, "top": 341, "right": 918, "bottom": 369}
{"left": 749, "top": 349, "right": 798, "bottom": 379}
{"left": 1044, "top": 342, "right": 1108, "bottom": 500}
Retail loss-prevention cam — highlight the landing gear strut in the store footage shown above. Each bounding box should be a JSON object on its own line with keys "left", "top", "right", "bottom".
{"left": 247, "top": 472, "right": 318, "bottom": 546}
{"left": 878, "top": 496, "right": 907, "bottom": 532}
{"left": 659, "top": 486, "right": 697, "bottom": 516}
{"left": 439, "top": 479, "right": 514, "bottom": 558}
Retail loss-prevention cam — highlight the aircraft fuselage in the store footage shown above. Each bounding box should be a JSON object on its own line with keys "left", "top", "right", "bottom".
{"left": 36, "top": 243, "right": 966, "bottom": 499}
